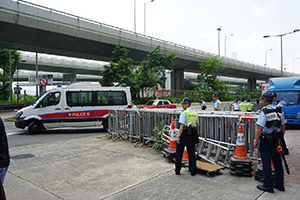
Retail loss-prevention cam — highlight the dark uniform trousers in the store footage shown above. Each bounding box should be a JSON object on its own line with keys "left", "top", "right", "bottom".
{"left": 259, "top": 142, "right": 284, "bottom": 188}
{"left": 175, "top": 134, "right": 196, "bottom": 175}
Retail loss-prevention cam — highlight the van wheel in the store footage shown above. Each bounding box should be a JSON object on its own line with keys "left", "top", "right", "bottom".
{"left": 103, "top": 120, "right": 108, "bottom": 132}
{"left": 28, "top": 121, "right": 44, "bottom": 134}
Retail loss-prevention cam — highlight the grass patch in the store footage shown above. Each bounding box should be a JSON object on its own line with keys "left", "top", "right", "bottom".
{"left": 4, "top": 116, "right": 16, "bottom": 122}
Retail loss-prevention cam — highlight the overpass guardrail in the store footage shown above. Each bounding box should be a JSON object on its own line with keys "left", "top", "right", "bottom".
{"left": 0, "top": 103, "right": 30, "bottom": 111}
{"left": 106, "top": 108, "right": 260, "bottom": 159}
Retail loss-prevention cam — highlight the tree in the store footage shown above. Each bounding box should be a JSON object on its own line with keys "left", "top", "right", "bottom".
{"left": 99, "top": 46, "right": 140, "bottom": 98}
{"left": 100, "top": 46, "right": 134, "bottom": 86}
{"left": 100, "top": 45, "right": 176, "bottom": 100}
{"left": 197, "top": 56, "right": 229, "bottom": 91}
{"left": 136, "top": 46, "right": 176, "bottom": 98}
{"left": 0, "top": 49, "right": 21, "bottom": 101}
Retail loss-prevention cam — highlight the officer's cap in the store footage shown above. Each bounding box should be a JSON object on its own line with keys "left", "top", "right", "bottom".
{"left": 246, "top": 98, "right": 250, "bottom": 102}
{"left": 240, "top": 97, "right": 245, "bottom": 101}
{"left": 235, "top": 98, "right": 238, "bottom": 101}
{"left": 260, "top": 92, "right": 272, "bottom": 101}
{"left": 181, "top": 97, "right": 192, "bottom": 104}
{"left": 272, "top": 92, "right": 277, "bottom": 97}
{"left": 212, "top": 93, "right": 219, "bottom": 98}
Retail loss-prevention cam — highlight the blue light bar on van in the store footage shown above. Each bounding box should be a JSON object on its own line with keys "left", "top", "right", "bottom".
{"left": 57, "top": 85, "right": 62, "bottom": 88}
{"left": 120, "top": 84, "right": 126, "bottom": 87}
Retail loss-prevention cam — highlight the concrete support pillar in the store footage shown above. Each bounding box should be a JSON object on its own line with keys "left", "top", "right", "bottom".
{"left": 63, "top": 73, "right": 76, "bottom": 83}
{"left": 247, "top": 78, "right": 256, "bottom": 92}
{"left": 171, "top": 69, "right": 184, "bottom": 96}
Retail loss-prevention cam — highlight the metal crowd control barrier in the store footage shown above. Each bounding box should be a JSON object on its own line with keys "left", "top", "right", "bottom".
{"left": 161, "top": 125, "right": 179, "bottom": 144}
{"left": 196, "top": 137, "right": 236, "bottom": 167}
{"left": 107, "top": 108, "right": 259, "bottom": 160}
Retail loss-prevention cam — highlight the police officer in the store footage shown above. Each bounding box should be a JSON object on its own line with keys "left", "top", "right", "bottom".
{"left": 254, "top": 92, "right": 285, "bottom": 193}
{"left": 230, "top": 98, "right": 239, "bottom": 111}
{"left": 271, "top": 92, "right": 283, "bottom": 107}
{"left": 0, "top": 117, "right": 10, "bottom": 199}
{"left": 246, "top": 98, "right": 253, "bottom": 112}
{"left": 130, "top": 100, "right": 137, "bottom": 109}
{"left": 238, "top": 97, "right": 248, "bottom": 112}
{"left": 201, "top": 98, "right": 207, "bottom": 110}
{"left": 271, "top": 93, "right": 288, "bottom": 155}
{"left": 175, "top": 98, "right": 200, "bottom": 176}
{"left": 212, "top": 93, "right": 222, "bottom": 111}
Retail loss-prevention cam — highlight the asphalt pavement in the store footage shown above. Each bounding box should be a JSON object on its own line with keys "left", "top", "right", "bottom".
{"left": 1, "top": 110, "right": 300, "bottom": 200}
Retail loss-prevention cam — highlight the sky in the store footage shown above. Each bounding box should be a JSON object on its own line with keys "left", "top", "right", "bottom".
{"left": 13, "top": 0, "right": 300, "bottom": 94}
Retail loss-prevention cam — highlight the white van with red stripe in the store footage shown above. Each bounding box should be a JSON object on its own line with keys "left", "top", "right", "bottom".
{"left": 15, "top": 82, "right": 131, "bottom": 134}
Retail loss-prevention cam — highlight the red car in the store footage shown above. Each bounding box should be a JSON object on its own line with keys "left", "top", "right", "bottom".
{"left": 138, "top": 99, "right": 177, "bottom": 109}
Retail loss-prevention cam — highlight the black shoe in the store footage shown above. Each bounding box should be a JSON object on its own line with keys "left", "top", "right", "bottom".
{"left": 257, "top": 185, "right": 274, "bottom": 193}
{"left": 274, "top": 185, "right": 285, "bottom": 192}
{"left": 175, "top": 172, "right": 180, "bottom": 175}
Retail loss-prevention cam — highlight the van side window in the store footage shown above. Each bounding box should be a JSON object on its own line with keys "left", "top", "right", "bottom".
{"left": 66, "top": 91, "right": 93, "bottom": 107}
{"left": 97, "top": 91, "right": 127, "bottom": 105}
{"left": 40, "top": 92, "right": 61, "bottom": 107}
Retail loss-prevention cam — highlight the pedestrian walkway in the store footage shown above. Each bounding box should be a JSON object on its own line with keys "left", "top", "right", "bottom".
{"left": 0, "top": 111, "right": 15, "bottom": 120}
{"left": 4, "top": 135, "right": 300, "bottom": 200}
{"left": 284, "top": 128, "right": 300, "bottom": 185}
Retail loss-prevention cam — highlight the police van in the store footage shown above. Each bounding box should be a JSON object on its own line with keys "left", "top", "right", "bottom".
{"left": 15, "top": 82, "right": 131, "bottom": 134}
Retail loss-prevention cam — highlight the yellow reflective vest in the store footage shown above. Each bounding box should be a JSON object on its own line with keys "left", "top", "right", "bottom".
{"left": 183, "top": 110, "right": 198, "bottom": 127}
{"left": 213, "top": 100, "right": 222, "bottom": 111}
{"left": 239, "top": 102, "right": 249, "bottom": 112}
{"left": 247, "top": 103, "right": 253, "bottom": 112}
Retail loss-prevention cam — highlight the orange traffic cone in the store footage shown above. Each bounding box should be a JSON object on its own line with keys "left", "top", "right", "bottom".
{"left": 168, "top": 117, "right": 176, "bottom": 151}
{"left": 182, "top": 146, "right": 189, "bottom": 161}
{"left": 233, "top": 124, "right": 248, "bottom": 159}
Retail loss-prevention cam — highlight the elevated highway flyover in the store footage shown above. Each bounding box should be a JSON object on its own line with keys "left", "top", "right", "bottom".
{"left": 13, "top": 52, "right": 264, "bottom": 87}
{"left": 0, "top": 0, "right": 298, "bottom": 91}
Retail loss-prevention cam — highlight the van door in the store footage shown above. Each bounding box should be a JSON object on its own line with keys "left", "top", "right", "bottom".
{"left": 62, "top": 90, "right": 95, "bottom": 127}
{"left": 38, "top": 91, "right": 62, "bottom": 128}
{"left": 94, "top": 90, "right": 129, "bottom": 126}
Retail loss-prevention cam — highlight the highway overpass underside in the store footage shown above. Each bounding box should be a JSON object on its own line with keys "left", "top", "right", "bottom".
{"left": 171, "top": 69, "right": 258, "bottom": 92}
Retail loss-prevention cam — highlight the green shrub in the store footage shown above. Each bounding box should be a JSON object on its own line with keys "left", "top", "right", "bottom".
{"left": 152, "top": 120, "right": 166, "bottom": 151}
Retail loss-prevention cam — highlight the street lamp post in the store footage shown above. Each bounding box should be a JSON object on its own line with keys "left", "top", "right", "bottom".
{"left": 9, "top": 50, "right": 12, "bottom": 101}
{"left": 144, "top": 0, "right": 154, "bottom": 35}
{"left": 224, "top": 34, "right": 233, "bottom": 57}
{"left": 264, "top": 49, "right": 272, "bottom": 67}
{"left": 294, "top": 57, "right": 299, "bottom": 73}
{"left": 36, "top": 52, "right": 39, "bottom": 98}
{"left": 217, "top": 26, "right": 221, "bottom": 57}
{"left": 263, "top": 29, "right": 300, "bottom": 77}
{"left": 134, "top": 0, "right": 136, "bottom": 33}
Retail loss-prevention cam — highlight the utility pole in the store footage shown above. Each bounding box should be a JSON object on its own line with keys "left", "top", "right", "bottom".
{"left": 9, "top": 50, "right": 12, "bottom": 101}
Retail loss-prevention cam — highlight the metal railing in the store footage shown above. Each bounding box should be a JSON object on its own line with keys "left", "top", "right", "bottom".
{"left": 107, "top": 108, "right": 259, "bottom": 158}
{"left": 0, "top": 103, "right": 30, "bottom": 111}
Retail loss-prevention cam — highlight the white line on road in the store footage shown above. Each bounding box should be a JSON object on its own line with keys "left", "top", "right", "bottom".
{"left": 7, "top": 132, "right": 21, "bottom": 136}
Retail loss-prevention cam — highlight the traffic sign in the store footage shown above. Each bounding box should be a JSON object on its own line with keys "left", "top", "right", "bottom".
{"left": 39, "top": 77, "right": 48, "bottom": 86}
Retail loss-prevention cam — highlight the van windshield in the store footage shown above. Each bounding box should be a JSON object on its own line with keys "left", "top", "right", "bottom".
{"left": 275, "top": 91, "right": 300, "bottom": 105}
{"left": 31, "top": 93, "right": 46, "bottom": 106}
